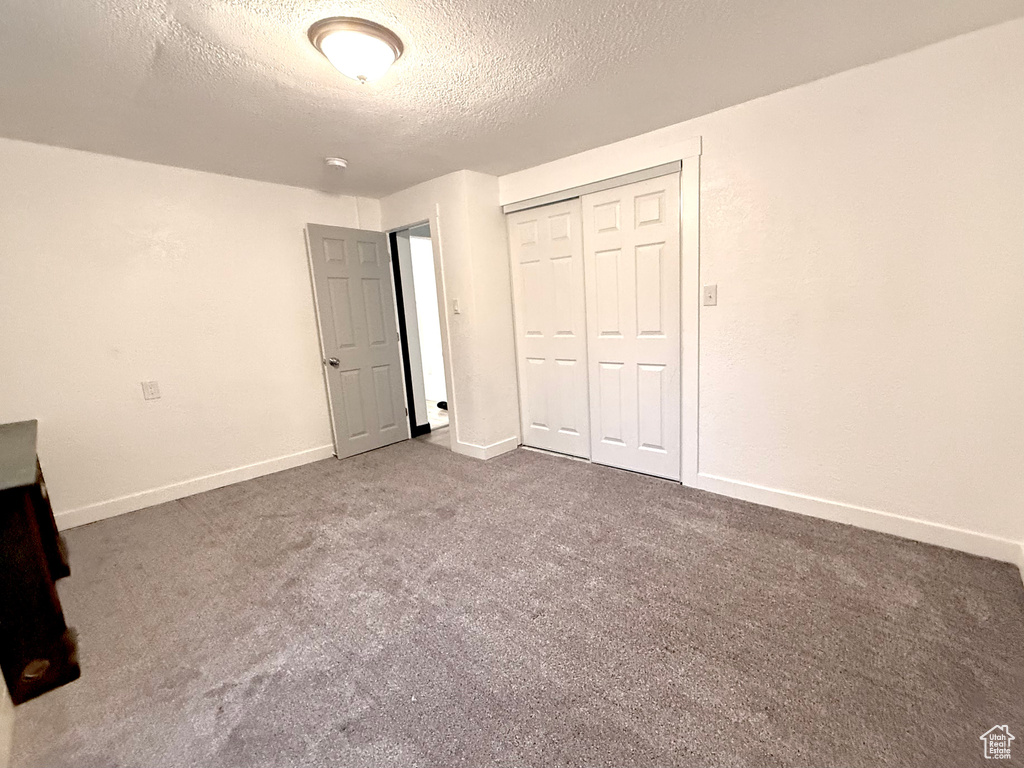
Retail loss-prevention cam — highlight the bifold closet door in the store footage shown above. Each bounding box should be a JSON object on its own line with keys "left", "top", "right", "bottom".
{"left": 507, "top": 200, "right": 590, "bottom": 458}
{"left": 582, "top": 173, "right": 681, "bottom": 480}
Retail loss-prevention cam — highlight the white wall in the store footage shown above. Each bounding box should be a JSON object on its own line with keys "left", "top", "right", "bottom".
{"left": 500, "top": 19, "right": 1024, "bottom": 562}
{"left": 0, "top": 137, "right": 380, "bottom": 527}
{"left": 380, "top": 171, "right": 520, "bottom": 459}
{"left": 410, "top": 236, "right": 447, "bottom": 403}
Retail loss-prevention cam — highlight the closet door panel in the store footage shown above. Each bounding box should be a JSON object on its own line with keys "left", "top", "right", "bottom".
{"left": 582, "top": 174, "right": 681, "bottom": 480}
{"left": 507, "top": 200, "right": 590, "bottom": 458}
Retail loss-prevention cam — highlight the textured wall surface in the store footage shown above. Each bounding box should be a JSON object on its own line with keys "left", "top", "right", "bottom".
{"left": 0, "top": 0, "right": 1020, "bottom": 195}
{"left": 499, "top": 20, "right": 1024, "bottom": 549}
{"left": 0, "top": 137, "right": 379, "bottom": 522}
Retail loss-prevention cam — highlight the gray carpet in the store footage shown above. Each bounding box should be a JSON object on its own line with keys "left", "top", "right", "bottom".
{"left": 11, "top": 442, "right": 1024, "bottom": 767}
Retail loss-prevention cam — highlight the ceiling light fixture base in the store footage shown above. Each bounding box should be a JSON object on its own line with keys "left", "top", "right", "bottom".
{"left": 308, "top": 17, "right": 404, "bottom": 83}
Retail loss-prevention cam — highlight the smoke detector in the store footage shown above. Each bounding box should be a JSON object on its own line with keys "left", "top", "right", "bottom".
{"left": 324, "top": 157, "right": 348, "bottom": 169}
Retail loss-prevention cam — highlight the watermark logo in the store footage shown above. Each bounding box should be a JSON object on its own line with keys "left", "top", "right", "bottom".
{"left": 980, "top": 725, "right": 1015, "bottom": 760}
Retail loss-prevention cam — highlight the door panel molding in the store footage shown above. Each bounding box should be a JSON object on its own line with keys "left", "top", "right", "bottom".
{"left": 507, "top": 199, "right": 591, "bottom": 459}
{"left": 582, "top": 173, "right": 681, "bottom": 480}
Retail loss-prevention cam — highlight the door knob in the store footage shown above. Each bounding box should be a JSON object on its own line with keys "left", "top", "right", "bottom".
{"left": 325, "top": 357, "right": 340, "bottom": 368}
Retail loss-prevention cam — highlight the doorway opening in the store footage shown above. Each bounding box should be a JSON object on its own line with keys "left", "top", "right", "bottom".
{"left": 389, "top": 223, "right": 450, "bottom": 449}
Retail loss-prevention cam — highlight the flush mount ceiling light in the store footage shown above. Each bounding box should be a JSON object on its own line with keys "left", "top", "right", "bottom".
{"left": 324, "top": 157, "right": 348, "bottom": 169}
{"left": 308, "top": 17, "right": 403, "bottom": 84}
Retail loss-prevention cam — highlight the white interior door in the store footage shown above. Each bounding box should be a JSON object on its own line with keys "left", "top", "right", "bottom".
{"left": 582, "top": 173, "right": 681, "bottom": 480}
{"left": 306, "top": 224, "right": 409, "bottom": 459}
{"left": 507, "top": 200, "right": 590, "bottom": 458}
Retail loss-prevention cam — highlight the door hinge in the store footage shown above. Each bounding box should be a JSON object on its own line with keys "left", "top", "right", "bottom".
{"left": 405, "top": 407, "right": 408, "bottom": 415}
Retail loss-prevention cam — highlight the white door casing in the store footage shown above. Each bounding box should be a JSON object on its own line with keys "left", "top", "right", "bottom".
{"left": 582, "top": 173, "right": 681, "bottom": 480}
{"left": 306, "top": 224, "right": 409, "bottom": 459}
{"left": 507, "top": 200, "right": 591, "bottom": 458}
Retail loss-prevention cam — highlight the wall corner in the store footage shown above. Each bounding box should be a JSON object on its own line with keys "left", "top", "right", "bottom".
{"left": 1017, "top": 541, "right": 1024, "bottom": 590}
{"left": 0, "top": 675, "right": 12, "bottom": 768}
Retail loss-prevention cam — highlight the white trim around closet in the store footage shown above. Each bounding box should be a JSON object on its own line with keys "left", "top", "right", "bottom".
{"left": 679, "top": 150, "right": 701, "bottom": 488}
{"left": 502, "top": 161, "right": 683, "bottom": 215}
{"left": 501, "top": 139, "right": 704, "bottom": 489}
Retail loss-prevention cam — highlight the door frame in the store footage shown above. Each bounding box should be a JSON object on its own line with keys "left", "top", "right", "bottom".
{"left": 389, "top": 230, "right": 431, "bottom": 438}
{"left": 386, "top": 219, "right": 456, "bottom": 449}
{"left": 679, "top": 153, "right": 700, "bottom": 487}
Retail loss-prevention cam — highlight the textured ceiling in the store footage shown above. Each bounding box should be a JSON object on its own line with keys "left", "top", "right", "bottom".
{"left": 0, "top": 0, "right": 1020, "bottom": 197}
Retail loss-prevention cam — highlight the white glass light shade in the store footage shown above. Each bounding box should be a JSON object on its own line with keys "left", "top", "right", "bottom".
{"left": 309, "top": 18, "right": 403, "bottom": 84}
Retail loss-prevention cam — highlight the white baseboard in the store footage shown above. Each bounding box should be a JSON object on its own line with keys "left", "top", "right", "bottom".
{"left": 0, "top": 676, "right": 12, "bottom": 768}
{"left": 1016, "top": 543, "right": 1024, "bottom": 588}
{"left": 697, "top": 473, "right": 1022, "bottom": 565}
{"left": 55, "top": 445, "right": 336, "bottom": 530}
{"left": 453, "top": 435, "right": 520, "bottom": 461}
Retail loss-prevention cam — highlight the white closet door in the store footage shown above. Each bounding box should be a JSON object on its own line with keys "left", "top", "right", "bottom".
{"left": 507, "top": 200, "right": 590, "bottom": 458}
{"left": 582, "top": 174, "right": 681, "bottom": 480}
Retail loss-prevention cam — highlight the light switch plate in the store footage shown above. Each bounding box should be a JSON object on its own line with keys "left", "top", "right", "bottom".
{"left": 703, "top": 284, "right": 718, "bottom": 306}
{"left": 141, "top": 381, "right": 161, "bottom": 400}
{"left": 452, "top": 298, "right": 461, "bottom": 314}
